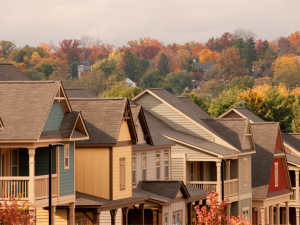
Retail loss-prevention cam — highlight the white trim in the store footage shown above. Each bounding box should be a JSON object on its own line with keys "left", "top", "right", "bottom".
{"left": 64, "top": 144, "right": 70, "bottom": 170}
{"left": 284, "top": 143, "right": 300, "bottom": 157}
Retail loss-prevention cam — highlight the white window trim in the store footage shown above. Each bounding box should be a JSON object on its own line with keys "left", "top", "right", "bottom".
{"left": 142, "top": 154, "right": 147, "bottom": 180}
{"left": 64, "top": 144, "right": 70, "bottom": 170}
{"left": 165, "top": 151, "right": 169, "bottom": 179}
{"left": 242, "top": 207, "right": 249, "bottom": 220}
{"left": 243, "top": 158, "right": 247, "bottom": 186}
{"left": 190, "top": 162, "right": 194, "bottom": 181}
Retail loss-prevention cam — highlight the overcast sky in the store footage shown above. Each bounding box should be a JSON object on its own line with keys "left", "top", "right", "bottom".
{"left": 1, "top": 0, "right": 300, "bottom": 48}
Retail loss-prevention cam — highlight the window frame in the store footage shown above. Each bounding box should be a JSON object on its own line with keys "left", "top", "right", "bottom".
{"left": 142, "top": 153, "right": 147, "bottom": 181}
{"left": 64, "top": 144, "right": 70, "bottom": 170}
{"left": 190, "top": 162, "right": 194, "bottom": 181}
{"left": 242, "top": 207, "right": 249, "bottom": 220}
{"left": 164, "top": 150, "right": 169, "bottom": 180}
{"left": 172, "top": 210, "right": 183, "bottom": 225}
{"left": 156, "top": 151, "right": 160, "bottom": 180}
{"left": 132, "top": 154, "right": 136, "bottom": 185}
{"left": 120, "top": 157, "right": 126, "bottom": 190}
{"left": 164, "top": 213, "right": 168, "bottom": 225}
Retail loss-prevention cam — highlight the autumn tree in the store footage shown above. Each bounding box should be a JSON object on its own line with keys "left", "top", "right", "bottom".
{"left": 139, "top": 69, "right": 169, "bottom": 90}
{"left": 59, "top": 39, "right": 81, "bottom": 57}
{"left": 292, "top": 95, "right": 300, "bottom": 133}
{"left": 216, "top": 47, "right": 248, "bottom": 80}
{"left": 154, "top": 50, "right": 180, "bottom": 72}
{"left": 205, "top": 32, "right": 235, "bottom": 52}
{"left": 181, "top": 91, "right": 205, "bottom": 108}
{"left": 0, "top": 40, "right": 16, "bottom": 59}
{"left": 176, "top": 49, "right": 193, "bottom": 71}
{"left": 29, "top": 52, "right": 42, "bottom": 66}
{"left": 201, "top": 79, "right": 224, "bottom": 96}
{"left": 99, "top": 84, "right": 143, "bottom": 99}
{"left": 233, "top": 28, "right": 256, "bottom": 41}
{"left": 273, "top": 67, "right": 300, "bottom": 87}
{"left": 67, "top": 50, "right": 80, "bottom": 79}
{"left": 157, "top": 52, "right": 170, "bottom": 77}
{"left": 243, "top": 38, "right": 257, "bottom": 73}
{"left": 196, "top": 48, "right": 220, "bottom": 63}
{"left": 272, "top": 54, "right": 300, "bottom": 72}
{"left": 166, "top": 71, "right": 194, "bottom": 94}
{"left": 229, "top": 76, "right": 255, "bottom": 90}
{"left": 277, "top": 37, "right": 292, "bottom": 55}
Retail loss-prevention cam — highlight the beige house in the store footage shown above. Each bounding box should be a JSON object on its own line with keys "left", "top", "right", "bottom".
{"left": 132, "top": 88, "right": 256, "bottom": 220}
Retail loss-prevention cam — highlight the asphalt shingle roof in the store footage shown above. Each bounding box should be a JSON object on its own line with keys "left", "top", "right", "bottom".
{"left": 65, "top": 88, "right": 98, "bottom": 99}
{"left": 286, "top": 153, "right": 300, "bottom": 166}
{"left": 283, "top": 134, "right": 300, "bottom": 154}
{"left": 0, "top": 63, "right": 30, "bottom": 81}
{"left": 232, "top": 107, "right": 265, "bottom": 123}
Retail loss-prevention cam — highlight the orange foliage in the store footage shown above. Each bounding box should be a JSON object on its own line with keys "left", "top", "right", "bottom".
{"left": 192, "top": 44, "right": 203, "bottom": 57}
{"left": 90, "top": 43, "right": 115, "bottom": 63}
{"left": 34, "top": 57, "right": 69, "bottom": 73}
{"left": 142, "top": 37, "right": 164, "bottom": 49}
{"left": 196, "top": 48, "right": 220, "bottom": 63}
{"left": 11, "top": 61, "right": 27, "bottom": 72}
{"left": 272, "top": 54, "right": 300, "bottom": 72}
{"left": 288, "top": 31, "right": 300, "bottom": 48}
{"left": 154, "top": 49, "right": 181, "bottom": 72}
{"left": 39, "top": 43, "right": 53, "bottom": 57}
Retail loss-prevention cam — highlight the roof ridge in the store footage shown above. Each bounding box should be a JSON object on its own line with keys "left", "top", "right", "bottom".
{"left": 0, "top": 63, "right": 13, "bottom": 65}
{"left": 69, "top": 97, "right": 124, "bottom": 101}
{"left": 65, "top": 88, "right": 85, "bottom": 90}
{"left": 148, "top": 88, "right": 165, "bottom": 90}
{"left": 251, "top": 122, "right": 276, "bottom": 124}
{"left": 0, "top": 80, "right": 57, "bottom": 83}
{"left": 208, "top": 118, "right": 247, "bottom": 121}
{"left": 283, "top": 133, "right": 300, "bottom": 135}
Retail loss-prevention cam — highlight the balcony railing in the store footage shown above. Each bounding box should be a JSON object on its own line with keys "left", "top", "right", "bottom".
{"left": 224, "top": 178, "right": 238, "bottom": 197}
{"left": 0, "top": 177, "right": 29, "bottom": 200}
{"left": 186, "top": 181, "right": 217, "bottom": 193}
{"left": 35, "top": 174, "right": 58, "bottom": 200}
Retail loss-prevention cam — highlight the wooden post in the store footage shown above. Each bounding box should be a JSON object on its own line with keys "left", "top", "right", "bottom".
{"left": 187, "top": 202, "right": 192, "bottom": 225}
{"left": 296, "top": 171, "right": 299, "bottom": 202}
{"left": 92, "top": 210, "right": 100, "bottom": 225}
{"left": 269, "top": 205, "right": 273, "bottom": 225}
{"left": 139, "top": 204, "right": 144, "bottom": 225}
{"left": 110, "top": 209, "right": 117, "bottom": 225}
{"left": 51, "top": 206, "right": 56, "bottom": 225}
{"left": 158, "top": 206, "right": 162, "bottom": 225}
{"left": 28, "top": 148, "right": 35, "bottom": 203}
{"left": 216, "top": 162, "right": 221, "bottom": 202}
{"left": 122, "top": 207, "right": 129, "bottom": 225}
{"left": 286, "top": 202, "right": 289, "bottom": 225}
{"left": 69, "top": 202, "right": 75, "bottom": 225}
{"left": 296, "top": 207, "right": 300, "bottom": 225}
{"left": 152, "top": 209, "right": 158, "bottom": 225}
{"left": 276, "top": 204, "right": 280, "bottom": 225}
{"left": 261, "top": 208, "right": 265, "bottom": 225}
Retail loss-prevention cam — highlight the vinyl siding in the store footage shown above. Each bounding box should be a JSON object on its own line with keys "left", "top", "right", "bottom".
{"left": 117, "top": 120, "right": 131, "bottom": 142}
{"left": 162, "top": 200, "right": 186, "bottom": 225}
{"left": 100, "top": 209, "right": 122, "bottom": 225}
{"left": 244, "top": 136, "right": 254, "bottom": 150}
{"left": 171, "top": 158, "right": 184, "bottom": 182}
{"left": 36, "top": 208, "right": 68, "bottom": 225}
{"left": 172, "top": 143, "right": 215, "bottom": 158}
{"left": 35, "top": 147, "right": 56, "bottom": 176}
{"left": 43, "top": 100, "right": 65, "bottom": 131}
{"left": 239, "top": 155, "right": 252, "bottom": 195}
{"left": 136, "top": 118, "right": 146, "bottom": 144}
{"left": 75, "top": 148, "right": 110, "bottom": 199}
{"left": 239, "top": 198, "right": 252, "bottom": 220}
{"left": 135, "top": 93, "right": 213, "bottom": 141}
{"left": 19, "top": 148, "right": 29, "bottom": 176}
{"left": 59, "top": 141, "right": 74, "bottom": 197}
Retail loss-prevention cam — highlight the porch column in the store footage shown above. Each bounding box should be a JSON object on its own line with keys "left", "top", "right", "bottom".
{"left": 227, "top": 204, "right": 231, "bottom": 225}
{"left": 226, "top": 161, "right": 230, "bottom": 180}
{"left": 152, "top": 208, "right": 158, "bottom": 225}
{"left": 158, "top": 206, "right": 162, "bottom": 225}
{"left": 286, "top": 201, "right": 290, "bottom": 225}
{"left": 216, "top": 162, "right": 221, "bottom": 201}
{"left": 110, "top": 209, "right": 117, "bottom": 225}
{"left": 51, "top": 206, "right": 56, "bottom": 225}
{"left": 261, "top": 208, "right": 265, "bottom": 225}
{"left": 92, "top": 209, "right": 100, "bottom": 225}
{"left": 187, "top": 202, "right": 192, "bottom": 225}
{"left": 269, "top": 205, "right": 274, "bottom": 225}
{"left": 296, "top": 171, "right": 299, "bottom": 202}
{"left": 276, "top": 204, "right": 280, "bottom": 225}
{"left": 296, "top": 207, "right": 300, "bottom": 225}
{"left": 28, "top": 148, "right": 35, "bottom": 203}
{"left": 139, "top": 204, "right": 145, "bottom": 225}
{"left": 69, "top": 202, "right": 75, "bottom": 225}
{"left": 122, "top": 207, "right": 129, "bottom": 225}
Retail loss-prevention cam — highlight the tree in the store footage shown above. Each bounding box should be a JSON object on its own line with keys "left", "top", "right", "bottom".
{"left": 273, "top": 67, "right": 300, "bottom": 87}
{"left": 196, "top": 48, "right": 220, "bottom": 63}
{"left": 36, "top": 63, "right": 56, "bottom": 78}
{"left": 201, "top": 79, "right": 224, "bottom": 96}
{"left": 243, "top": 38, "right": 257, "bottom": 73}
{"left": 13, "top": 50, "right": 27, "bottom": 63}
{"left": 24, "top": 68, "right": 46, "bottom": 81}
{"left": 233, "top": 28, "right": 256, "bottom": 41}
{"left": 0, "top": 40, "right": 16, "bottom": 58}
{"left": 165, "top": 71, "right": 194, "bottom": 94}
{"left": 277, "top": 37, "right": 292, "bottom": 55}
{"left": 272, "top": 54, "right": 300, "bottom": 72}
{"left": 233, "top": 38, "right": 245, "bottom": 57}
{"left": 176, "top": 49, "right": 193, "bottom": 71}
{"left": 139, "top": 69, "right": 169, "bottom": 89}
{"left": 292, "top": 95, "right": 300, "bottom": 133}
{"left": 0, "top": 196, "right": 36, "bottom": 225}
{"left": 99, "top": 84, "right": 143, "bottom": 99}
{"left": 157, "top": 52, "right": 170, "bottom": 77}
{"left": 67, "top": 51, "right": 80, "bottom": 80}
{"left": 181, "top": 91, "right": 205, "bottom": 108}
{"left": 29, "top": 52, "right": 42, "bottom": 66}
{"left": 229, "top": 76, "right": 255, "bottom": 90}
{"left": 216, "top": 47, "right": 248, "bottom": 80}
{"left": 154, "top": 50, "right": 180, "bottom": 72}
{"left": 131, "top": 44, "right": 161, "bottom": 60}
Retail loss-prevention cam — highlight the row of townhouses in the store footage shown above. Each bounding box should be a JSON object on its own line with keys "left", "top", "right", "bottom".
{"left": 0, "top": 62, "right": 299, "bottom": 225}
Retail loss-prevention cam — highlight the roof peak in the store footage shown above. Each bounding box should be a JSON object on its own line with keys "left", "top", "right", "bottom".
{"left": 69, "top": 97, "right": 125, "bottom": 101}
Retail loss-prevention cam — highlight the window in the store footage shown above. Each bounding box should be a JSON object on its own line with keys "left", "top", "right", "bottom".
{"left": 242, "top": 207, "right": 249, "bottom": 220}
{"left": 64, "top": 144, "right": 70, "bottom": 169}
{"left": 76, "top": 218, "right": 87, "bottom": 225}
{"left": 164, "top": 214, "right": 168, "bottom": 225}
{"left": 275, "top": 162, "right": 278, "bottom": 187}
{"left": 173, "top": 211, "right": 183, "bottom": 225}
{"left": 142, "top": 154, "right": 147, "bottom": 180}
{"left": 165, "top": 152, "right": 169, "bottom": 179}
{"left": 11, "top": 149, "right": 18, "bottom": 176}
{"left": 120, "top": 158, "right": 125, "bottom": 190}
{"left": 190, "top": 163, "right": 194, "bottom": 181}
{"left": 156, "top": 153, "right": 160, "bottom": 180}
{"left": 243, "top": 158, "right": 247, "bottom": 186}
{"left": 132, "top": 155, "right": 136, "bottom": 184}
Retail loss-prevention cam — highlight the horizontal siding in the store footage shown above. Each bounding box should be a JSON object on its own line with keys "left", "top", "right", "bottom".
{"left": 100, "top": 209, "right": 122, "bottom": 225}
{"left": 136, "top": 118, "right": 146, "bottom": 144}
{"left": 239, "top": 198, "right": 252, "bottom": 220}
{"left": 135, "top": 93, "right": 213, "bottom": 141}
{"left": 171, "top": 158, "right": 184, "bottom": 182}
{"left": 36, "top": 208, "right": 67, "bottom": 225}
{"left": 172, "top": 143, "right": 215, "bottom": 158}
{"left": 43, "top": 100, "right": 65, "bottom": 131}
{"left": 239, "top": 155, "right": 251, "bottom": 195}
{"left": 162, "top": 201, "right": 186, "bottom": 225}
{"left": 117, "top": 120, "right": 131, "bottom": 142}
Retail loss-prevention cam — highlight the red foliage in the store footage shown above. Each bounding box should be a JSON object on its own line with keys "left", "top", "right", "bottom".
{"left": 59, "top": 39, "right": 81, "bottom": 56}
{"left": 205, "top": 32, "right": 235, "bottom": 52}
{"left": 193, "top": 72, "right": 203, "bottom": 81}
{"left": 256, "top": 39, "right": 263, "bottom": 52}
{"left": 131, "top": 44, "right": 161, "bottom": 60}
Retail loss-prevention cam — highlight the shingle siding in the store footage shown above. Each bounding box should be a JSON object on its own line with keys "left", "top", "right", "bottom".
{"left": 59, "top": 141, "right": 74, "bottom": 197}
{"left": 43, "top": 100, "right": 65, "bottom": 132}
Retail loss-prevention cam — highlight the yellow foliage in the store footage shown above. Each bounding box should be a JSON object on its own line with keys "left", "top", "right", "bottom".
{"left": 195, "top": 48, "right": 220, "bottom": 63}
{"left": 10, "top": 61, "right": 27, "bottom": 72}
{"left": 30, "top": 52, "right": 42, "bottom": 66}
{"left": 272, "top": 54, "right": 300, "bottom": 72}
{"left": 23, "top": 55, "right": 29, "bottom": 63}
{"left": 39, "top": 43, "right": 53, "bottom": 57}
{"left": 109, "top": 50, "right": 125, "bottom": 60}
{"left": 34, "top": 57, "right": 69, "bottom": 73}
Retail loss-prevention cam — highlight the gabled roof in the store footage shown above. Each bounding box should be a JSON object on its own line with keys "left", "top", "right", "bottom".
{"left": 282, "top": 134, "right": 300, "bottom": 155}
{"left": 286, "top": 153, "right": 300, "bottom": 167}
{"left": 0, "top": 63, "right": 30, "bottom": 81}
{"left": 65, "top": 88, "right": 98, "bottom": 99}
{"left": 251, "top": 122, "right": 291, "bottom": 199}
{"left": 219, "top": 107, "right": 265, "bottom": 123}
{"left": 69, "top": 97, "right": 137, "bottom": 145}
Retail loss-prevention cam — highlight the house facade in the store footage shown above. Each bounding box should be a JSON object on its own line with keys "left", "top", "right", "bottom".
{"left": 132, "top": 88, "right": 256, "bottom": 220}
{"left": 0, "top": 81, "right": 89, "bottom": 225}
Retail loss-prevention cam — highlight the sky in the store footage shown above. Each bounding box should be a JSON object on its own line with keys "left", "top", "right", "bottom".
{"left": 1, "top": 0, "right": 300, "bottom": 48}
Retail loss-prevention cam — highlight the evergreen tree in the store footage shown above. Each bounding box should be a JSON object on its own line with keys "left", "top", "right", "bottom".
{"left": 123, "top": 51, "right": 140, "bottom": 82}
{"left": 243, "top": 38, "right": 257, "bottom": 74}
{"left": 195, "top": 55, "right": 199, "bottom": 63}
{"left": 157, "top": 52, "right": 170, "bottom": 77}
{"left": 233, "top": 38, "right": 245, "bottom": 57}
{"left": 67, "top": 50, "right": 80, "bottom": 80}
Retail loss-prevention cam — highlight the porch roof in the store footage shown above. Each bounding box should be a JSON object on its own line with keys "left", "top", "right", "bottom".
{"left": 283, "top": 133, "right": 300, "bottom": 154}
{"left": 286, "top": 153, "right": 300, "bottom": 166}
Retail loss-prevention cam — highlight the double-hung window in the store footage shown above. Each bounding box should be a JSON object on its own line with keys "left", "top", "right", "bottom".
{"left": 132, "top": 155, "right": 136, "bottom": 185}
{"left": 142, "top": 154, "right": 147, "bottom": 180}
{"left": 172, "top": 211, "right": 183, "bottom": 225}
{"left": 156, "top": 152, "right": 160, "bottom": 180}
{"left": 165, "top": 151, "right": 169, "bottom": 179}
{"left": 64, "top": 144, "right": 70, "bottom": 170}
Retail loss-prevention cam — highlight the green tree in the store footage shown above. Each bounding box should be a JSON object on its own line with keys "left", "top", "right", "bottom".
{"left": 243, "top": 38, "right": 257, "bottom": 73}
{"left": 0, "top": 40, "right": 16, "bottom": 59}
{"left": 273, "top": 67, "right": 300, "bottom": 88}
{"left": 24, "top": 68, "right": 46, "bottom": 81}
{"left": 67, "top": 51, "right": 80, "bottom": 80}
{"left": 157, "top": 52, "right": 170, "bottom": 77}
{"left": 201, "top": 79, "right": 224, "bottom": 96}
{"left": 181, "top": 91, "right": 205, "bottom": 108}
{"left": 292, "top": 95, "right": 300, "bottom": 133}
{"left": 139, "top": 69, "right": 169, "bottom": 89}
{"left": 99, "top": 84, "right": 143, "bottom": 99}
{"left": 233, "top": 38, "right": 245, "bottom": 57}
{"left": 36, "top": 63, "right": 56, "bottom": 78}
{"left": 123, "top": 51, "right": 141, "bottom": 83}
{"left": 165, "top": 71, "right": 194, "bottom": 94}
{"left": 13, "top": 50, "right": 27, "bottom": 63}
{"left": 232, "top": 101, "right": 251, "bottom": 110}
{"left": 228, "top": 76, "right": 255, "bottom": 90}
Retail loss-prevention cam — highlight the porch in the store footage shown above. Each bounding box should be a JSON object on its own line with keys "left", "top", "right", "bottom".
{"left": 185, "top": 160, "right": 239, "bottom": 200}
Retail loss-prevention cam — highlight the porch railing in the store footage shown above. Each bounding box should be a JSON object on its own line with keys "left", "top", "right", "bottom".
{"left": 35, "top": 174, "right": 58, "bottom": 200}
{"left": 290, "top": 187, "right": 296, "bottom": 200}
{"left": 224, "top": 178, "right": 238, "bottom": 197}
{"left": 186, "top": 181, "right": 217, "bottom": 193}
{"left": 0, "top": 177, "right": 29, "bottom": 200}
